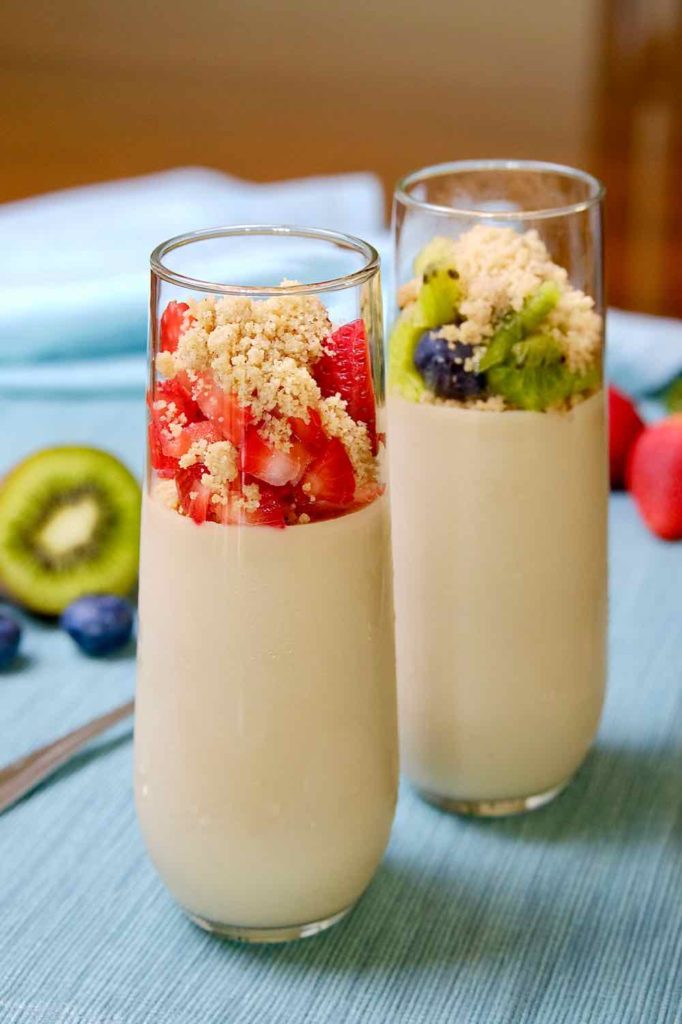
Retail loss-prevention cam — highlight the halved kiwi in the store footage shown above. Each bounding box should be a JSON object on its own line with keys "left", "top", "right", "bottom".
{"left": 0, "top": 447, "right": 141, "bottom": 616}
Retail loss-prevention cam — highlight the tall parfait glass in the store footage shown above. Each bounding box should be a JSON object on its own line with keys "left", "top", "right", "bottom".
{"left": 135, "top": 226, "right": 397, "bottom": 941}
{"left": 388, "top": 161, "right": 607, "bottom": 816}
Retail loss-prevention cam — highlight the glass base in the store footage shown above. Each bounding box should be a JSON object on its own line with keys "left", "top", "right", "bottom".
{"left": 187, "top": 903, "right": 354, "bottom": 943}
{"left": 417, "top": 776, "right": 571, "bottom": 817}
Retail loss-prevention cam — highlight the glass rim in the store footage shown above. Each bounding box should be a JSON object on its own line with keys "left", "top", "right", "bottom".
{"left": 395, "top": 159, "right": 605, "bottom": 221}
{"left": 150, "top": 224, "right": 380, "bottom": 295}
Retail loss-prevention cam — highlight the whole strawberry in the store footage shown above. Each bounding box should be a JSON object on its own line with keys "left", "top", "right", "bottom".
{"left": 628, "top": 416, "right": 682, "bottom": 540}
{"left": 609, "top": 386, "right": 644, "bottom": 489}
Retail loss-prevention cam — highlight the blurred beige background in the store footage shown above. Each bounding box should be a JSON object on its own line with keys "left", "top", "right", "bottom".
{"left": 2, "top": 0, "right": 681, "bottom": 315}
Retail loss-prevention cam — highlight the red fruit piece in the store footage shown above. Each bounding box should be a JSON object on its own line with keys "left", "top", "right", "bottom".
{"left": 609, "top": 386, "right": 645, "bottom": 489}
{"left": 628, "top": 416, "right": 682, "bottom": 540}
{"left": 152, "top": 378, "right": 202, "bottom": 425}
{"left": 176, "top": 465, "right": 213, "bottom": 525}
{"left": 148, "top": 422, "right": 177, "bottom": 478}
{"left": 160, "top": 420, "right": 221, "bottom": 459}
{"left": 313, "top": 319, "right": 378, "bottom": 452}
{"left": 160, "top": 301, "right": 192, "bottom": 353}
{"left": 192, "top": 372, "right": 252, "bottom": 445}
{"left": 289, "top": 408, "right": 327, "bottom": 455}
{"left": 299, "top": 437, "right": 355, "bottom": 507}
{"left": 217, "top": 484, "right": 287, "bottom": 529}
{"left": 240, "top": 428, "right": 312, "bottom": 487}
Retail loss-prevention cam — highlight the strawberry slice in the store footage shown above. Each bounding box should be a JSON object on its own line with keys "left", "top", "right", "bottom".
{"left": 217, "top": 484, "right": 287, "bottom": 529}
{"left": 152, "top": 378, "right": 202, "bottom": 425}
{"left": 160, "top": 301, "right": 192, "bottom": 353}
{"left": 148, "top": 421, "right": 177, "bottom": 478}
{"left": 299, "top": 437, "right": 356, "bottom": 507}
{"left": 240, "top": 428, "right": 312, "bottom": 487}
{"left": 160, "top": 420, "right": 221, "bottom": 459}
{"left": 313, "top": 319, "right": 377, "bottom": 452}
{"left": 176, "top": 464, "right": 213, "bottom": 524}
{"left": 289, "top": 408, "right": 327, "bottom": 455}
{"left": 192, "top": 372, "right": 252, "bottom": 445}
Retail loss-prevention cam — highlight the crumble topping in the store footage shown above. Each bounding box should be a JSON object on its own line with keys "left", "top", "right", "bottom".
{"left": 405, "top": 227, "right": 601, "bottom": 376}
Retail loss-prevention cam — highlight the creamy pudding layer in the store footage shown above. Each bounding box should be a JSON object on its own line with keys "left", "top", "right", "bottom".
{"left": 136, "top": 495, "right": 397, "bottom": 928}
{"left": 389, "top": 392, "right": 607, "bottom": 800}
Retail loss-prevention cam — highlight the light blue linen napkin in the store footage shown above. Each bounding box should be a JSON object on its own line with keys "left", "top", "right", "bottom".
{"left": 0, "top": 167, "right": 385, "bottom": 367}
{"left": 1, "top": 167, "right": 680, "bottom": 401}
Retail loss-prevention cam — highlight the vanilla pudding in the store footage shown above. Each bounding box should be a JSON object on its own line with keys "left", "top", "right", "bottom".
{"left": 388, "top": 391, "right": 607, "bottom": 805}
{"left": 387, "top": 221, "right": 607, "bottom": 813}
{"left": 135, "top": 494, "right": 397, "bottom": 933}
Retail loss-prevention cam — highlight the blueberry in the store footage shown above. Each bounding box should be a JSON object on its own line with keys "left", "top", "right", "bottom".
{"left": 60, "top": 595, "right": 134, "bottom": 657}
{"left": 0, "top": 614, "right": 21, "bottom": 669}
{"left": 414, "top": 332, "right": 486, "bottom": 400}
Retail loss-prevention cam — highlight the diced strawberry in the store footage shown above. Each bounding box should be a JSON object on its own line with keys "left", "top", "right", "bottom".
{"left": 176, "top": 464, "right": 213, "bottom": 524}
{"left": 160, "top": 301, "right": 192, "bottom": 353}
{"left": 240, "top": 427, "right": 312, "bottom": 487}
{"left": 313, "top": 319, "right": 378, "bottom": 452}
{"left": 148, "top": 421, "right": 177, "bottom": 478}
{"left": 299, "top": 437, "right": 356, "bottom": 507}
{"left": 192, "top": 372, "right": 252, "bottom": 445}
{"left": 151, "top": 378, "right": 202, "bottom": 426}
{"left": 216, "top": 484, "right": 287, "bottom": 529}
{"left": 289, "top": 408, "right": 327, "bottom": 455}
{"left": 160, "top": 419, "right": 222, "bottom": 459}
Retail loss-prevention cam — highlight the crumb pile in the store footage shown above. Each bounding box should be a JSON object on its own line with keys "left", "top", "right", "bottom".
{"left": 149, "top": 291, "right": 381, "bottom": 528}
{"left": 392, "top": 225, "right": 603, "bottom": 412}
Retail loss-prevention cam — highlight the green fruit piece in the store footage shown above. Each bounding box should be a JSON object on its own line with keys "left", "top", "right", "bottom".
{"left": 388, "top": 313, "right": 426, "bottom": 401}
{"left": 479, "top": 281, "right": 561, "bottom": 372}
{"left": 487, "top": 333, "right": 576, "bottom": 411}
{"left": 0, "top": 447, "right": 141, "bottom": 616}
{"left": 413, "top": 237, "right": 459, "bottom": 277}
{"left": 417, "top": 264, "right": 462, "bottom": 328}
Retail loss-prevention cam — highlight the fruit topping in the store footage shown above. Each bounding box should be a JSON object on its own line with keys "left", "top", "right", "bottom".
{"left": 417, "top": 264, "right": 461, "bottom": 329}
{"left": 413, "top": 334, "right": 485, "bottom": 401}
{"left": 608, "top": 386, "right": 644, "bottom": 489}
{"left": 0, "top": 447, "right": 140, "bottom": 616}
{"left": 61, "top": 594, "right": 135, "bottom": 657}
{"left": 299, "top": 438, "right": 356, "bottom": 508}
{"left": 176, "top": 464, "right": 214, "bottom": 525}
{"left": 314, "top": 320, "right": 377, "bottom": 451}
{"left": 0, "top": 613, "right": 21, "bottom": 669}
{"left": 160, "top": 301, "right": 191, "bottom": 353}
{"left": 628, "top": 416, "right": 682, "bottom": 540}
{"left": 240, "top": 428, "right": 311, "bottom": 487}
{"left": 391, "top": 228, "right": 602, "bottom": 412}
{"left": 478, "top": 282, "right": 560, "bottom": 373}
{"left": 289, "top": 408, "right": 327, "bottom": 455}
{"left": 486, "top": 333, "right": 582, "bottom": 412}
{"left": 192, "top": 372, "right": 253, "bottom": 445}
{"left": 388, "top": 316, "right": 427, "bottom": 402}
{"left": 159, "top": 420, "right": 222, "bottom": 460}
{"left": 151, "top": 295, "right": 382, "bottom": 528}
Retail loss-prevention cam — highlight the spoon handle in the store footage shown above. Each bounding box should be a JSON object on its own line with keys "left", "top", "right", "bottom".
{"left": 0, "top": 699, "right": 134, "bottom": 815}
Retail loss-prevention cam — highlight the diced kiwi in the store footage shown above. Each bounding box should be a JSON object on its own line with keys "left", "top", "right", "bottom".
{"left": 417, "top": 264, "right": 462, "bottom": 328}
{"left": 0, "top": 447, "right": 141, "bottom": 616}
{"left": 388, "top": 313, "right": 427, "bottom": 401}
{"left": 486, "top": 333, "right": 576, "bottom": 411}
{"left": 479, "top": 281, "right": 561, "bottom": 372}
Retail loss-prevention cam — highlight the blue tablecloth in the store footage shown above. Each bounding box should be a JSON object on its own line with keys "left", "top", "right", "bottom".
{"left": 1, "top": 385, "right": 681, "bottom": 1024}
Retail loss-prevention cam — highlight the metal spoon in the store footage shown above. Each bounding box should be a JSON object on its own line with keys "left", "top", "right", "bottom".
{"left": 0, "top": 699, "right": 134, "bottom": 815}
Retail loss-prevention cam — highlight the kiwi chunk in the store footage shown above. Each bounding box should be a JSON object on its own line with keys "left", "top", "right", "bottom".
{"left": 388, "top": 314, "right": 427, "bottom": 401}
{"left": 479, "top": 281, "right": 561, "bottom": 372}
{"left": 0, "top": 447, "right": 141, "bottom": 615}
{"left": 417, "top": 264, "right": 462, "bottom": 328}
{"left": 487, "top": 333, "right": 577, "bottom": 411}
